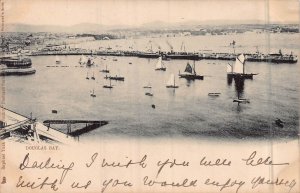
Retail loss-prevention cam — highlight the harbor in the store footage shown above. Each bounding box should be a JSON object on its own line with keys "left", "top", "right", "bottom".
{"left": 1, "top": 31, "right": 299, "bottom": 143}
{"left": 2, "top": 49, "right": 299, "bottom": 142}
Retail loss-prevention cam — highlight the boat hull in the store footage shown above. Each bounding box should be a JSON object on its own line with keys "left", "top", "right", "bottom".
{"left": 179, "top": 74, "right": 203, "bottom": 80}
{"left": 155, "top": 68, "right": 166, "bottom": 71}
{"left": 0, "top": 57, "right": 32, "bottom": 68}
{"left": 109, "top": 76, "right": 125, "bottom": 81}
{"left": 227, "top": 73, "right": 257, "bottom": 79}
{"left": 233, "top": 99, "right": 250, "bottom": 103}
{"left": 0, "top": 68, "right": 36, "bottom": 76}
{"left": 166, "top": 85, "right": 179, "bottom": 88}
{"left": 208, "top": 93, "right": 221, "bottom": 96}
{"left": 145, "top": 92, "right": 153, "bottom": 96}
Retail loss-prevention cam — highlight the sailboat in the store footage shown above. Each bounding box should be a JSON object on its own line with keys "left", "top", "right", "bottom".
{"left": 79, "top": 55, "right": 87, "bottom": 65}
{"left": 275, "top": 118, "right": 284, "bottom": 127}
{"left": 55, "top": 55, "right": 61, "bottom": 64}
{"left": 155, "top": 56, "right": 166, "bottom": 71}
{"left": 166, "top": 74, "right": 179, "bottom": 88}
{"left": 109, "top": 74, "right": 125, "bottom": 81}
{"left": 227, "top": 54, "right": 258, "bottom": 79}
{"left": 208, "top": 93, "right": 221, "bottom": 96}
{"left": 109, "top": 70, "right": 124, "bottom": 81}
{"left": 100, "top": 65, "right": 109, "bottom": 73}
{"left": 233, "top": 97, "right": 250, "bottom": 104}
{"left": 179, "top": 61, "right": 203, "bottom": 80}
{"left": 86, "top": 72, "right": 89, "bottom": 80}
{"left": 91, "top": 71, "right": 95, "bottom": 80}
{"left": 86, "top": 58, "right": 94, "bottom": 66}
{"left": 233, "top": 92, "right": 250, "bottom": 104}
{"left": 145, "top": 90, "right": 153, "bottom": 96}
{"left": 143, "top": 82, "right": 152, "bottom": 88}
{"left": 103, "top": 79, "right": 113, "bottom": 89}
{"left": 90, "top": 89, "right": 96, "bottom": 97}
{"left": 144, "top": 83, "right": 153, "bottom": 96}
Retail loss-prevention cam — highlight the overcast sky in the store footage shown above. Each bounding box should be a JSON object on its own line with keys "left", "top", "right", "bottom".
{"left": 5, "top": 0, "right": 299, "bottom": 26}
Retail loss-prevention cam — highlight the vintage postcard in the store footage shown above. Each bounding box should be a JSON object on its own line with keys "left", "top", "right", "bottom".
{"left": 0, "top": 0, "right": 299, "bottom": 192}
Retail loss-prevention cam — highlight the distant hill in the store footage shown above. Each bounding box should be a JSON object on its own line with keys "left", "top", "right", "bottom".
{"left": 5, "top": 23, "right": 122, "bottom": 33}
{"left": 140, "top": 20, "right": 265, "bottom": 28}
{"left": 5, "top": 23, "right": 66, "bottom": 33}
{"left": 4, "top": 20, "right": 298, "bottom": 33}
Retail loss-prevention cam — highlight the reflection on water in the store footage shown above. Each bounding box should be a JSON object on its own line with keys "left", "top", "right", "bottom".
{"left": 234, "top": 77, "right": 245, "bottom": 98}
{"left": 227, "top": 76, "right": 245, "bottom": 98}
{"left": 227, "top": 76, "right": 233, "bottom": 86}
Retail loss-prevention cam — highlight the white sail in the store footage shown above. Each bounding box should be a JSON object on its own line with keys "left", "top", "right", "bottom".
{"left": 55, "top": 55, "right": 60, "bottom": 62}
{"left": 233, "top": 54, "right": 245, "bottom": 74}
{"left": 167, "top": 74, "right": 175, "bottom": 86}
{"left": 80, "top": 55, "right": 87, "bottom": 64}
{"left": 155, "top": 56, "right": 163, "bottom": 69}
{"left": 227, "top": 63, "right": 233, "bottom": 73}
{"left": 83, "top": 56, "right": 88, "bottom": 63}
{"left": 238, "top": 54, "right": 245, "bottom": 63}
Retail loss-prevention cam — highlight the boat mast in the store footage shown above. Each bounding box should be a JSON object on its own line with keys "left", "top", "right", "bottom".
{"left": 243, "top": 58, "right": 245, "bottom": 74}
{"left": 173, "top": 75, "right": 175, "bottom": 87}
{"left": 181, "top": 41, "right": 186, "bottom": 52}
{"left": 193, "top": 60, "right": 196, "bottom": 75}
{"left": 232, "top": 40, "right": 236, "bottom": 54}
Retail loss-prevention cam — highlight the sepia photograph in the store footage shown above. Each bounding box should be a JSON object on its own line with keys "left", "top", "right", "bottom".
{"left": 0, "top": 0, "right": 299, "bottom": 193}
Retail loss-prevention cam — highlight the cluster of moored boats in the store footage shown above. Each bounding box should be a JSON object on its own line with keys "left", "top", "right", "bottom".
{"left": 79, "top": 53, "right": 259, "bottom": 104}
{"left": 81, "top": 55, "right": 124, "bottom": 97}
{"left": 80, "top": 53, "right": 285, "bottom": 127}
{"left": 134, "top": 49, "right": 298, "bottom": 64}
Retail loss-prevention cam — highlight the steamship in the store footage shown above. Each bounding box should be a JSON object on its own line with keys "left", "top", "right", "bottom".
{"left": 0, "top": 57, "right": 36, "bottom": 76}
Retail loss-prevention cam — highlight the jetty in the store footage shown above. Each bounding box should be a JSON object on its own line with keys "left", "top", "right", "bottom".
{"left": 21, "top": 49, "right": 298, "bottom": 64}
{"left": 1, "top": 48, "right": 297, "bottom": 64}
{"left": 0, "top": 107, "right": 108, "bottom": 144}
{"left": 43, "top": 120, "right": 108, "bottom": 137}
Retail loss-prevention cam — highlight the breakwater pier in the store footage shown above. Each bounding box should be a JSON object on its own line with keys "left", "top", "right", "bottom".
{"left": 27, "top": 49, "right": 298, "bottom": 64}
